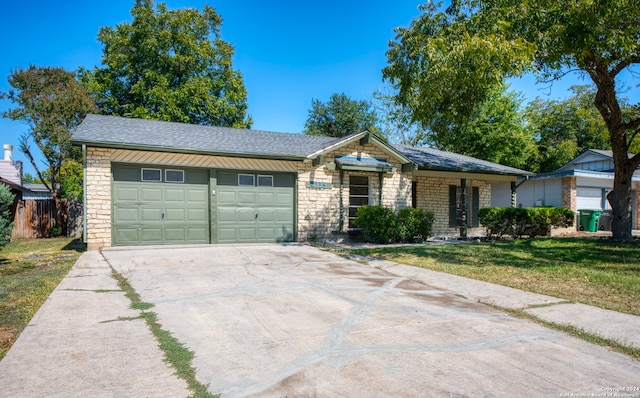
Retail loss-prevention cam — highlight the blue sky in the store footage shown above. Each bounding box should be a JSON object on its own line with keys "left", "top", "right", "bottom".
{"left": 1, "top": 1, "right": 637, "bottom": 176}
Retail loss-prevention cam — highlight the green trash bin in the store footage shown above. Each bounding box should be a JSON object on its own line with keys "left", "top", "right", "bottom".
{"left": 579, "top": 209, "right": 602, "bottom": 232}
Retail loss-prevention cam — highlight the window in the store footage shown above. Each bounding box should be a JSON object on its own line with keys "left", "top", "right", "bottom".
{"left": 257, "top": 175, "right": 273, "bottom": 187}
{"left": 238, "top": 174, "right": 255, "bottom": 186}
{"left": 411, "top": 181, "right": 418, "bottom": 208}
{"left": 349, "top": 176, "right": 369, "bottom": 229}
{"left": 449, "top": 185, "right": 479, "bottom": 228}
{"left": 141, "top": 168, "right": 162, "bottom": 182}
{"left": 165, "top": 169, "right": 184, "bottom": 183}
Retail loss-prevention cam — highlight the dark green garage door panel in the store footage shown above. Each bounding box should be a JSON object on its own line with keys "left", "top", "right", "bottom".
{"left": 112, "top": 166, "right": 209, "bottom": 245}
{"left": 217, "top": 172, "right": 295, "bottom": 243}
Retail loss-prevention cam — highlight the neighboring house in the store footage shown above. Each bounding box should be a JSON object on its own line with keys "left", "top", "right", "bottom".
{"left": 492, "top": 149, "right": 640, "bottom": 229}
{"left": 22, "top": 183, "right": 53, "bottom": 201}
{"left": 72, "top": 114, "right": 532, "bottom": 250}
{"left": 0, "top": 144, "right": 67, "bottom": 238}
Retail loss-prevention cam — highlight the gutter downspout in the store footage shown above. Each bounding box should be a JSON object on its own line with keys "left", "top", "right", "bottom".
{"left": 511, "top": 176, "right": 530, "bottom": 207}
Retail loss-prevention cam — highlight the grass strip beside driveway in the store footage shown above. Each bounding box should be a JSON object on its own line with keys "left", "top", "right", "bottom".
{"left": 0, "top": 238, "right": 84, "bottom": 360}
{"left": 350, "top": 237, "right": 640, "bottom": 316}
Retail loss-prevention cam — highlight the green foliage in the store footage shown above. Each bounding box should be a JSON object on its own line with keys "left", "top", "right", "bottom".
{"left": 383, "top": 0, "right": 640, "bottom": 240}
{"left": 304, "top": 93, "right": 381, "bottom": 138}
{"left": 479, "top": 207, "right": 574, "bottom": 239}
{"left": 383, "top": 2, "right": 535, "bottom": 132}
{"left": 428, "top": 83, "right": 536, "bottom": 169}
{"left": 396, "top": 208, "right": 435, "bottom": 243}
{"left": 0, "top": 184, "right": 15, "bottom": 248}
{"left": 525, "top": 85, "right": 610, "bottom": 173}
{"left": 354, "top": 205, "right": 397, "bottom": 244}
{"left": 83, "top": 0, "right": 251, "bottom": 128}
{"left": 1, "top": 65, "right": 95, "bottom": 197}
{"left": 355, "top": 205, "right": 434, "bottom": 244}
{"left": 58, "top": 159, "right": 83, "bottom": 200}
{"left": 21, "top": 173, "right": 40, "bottom": 184}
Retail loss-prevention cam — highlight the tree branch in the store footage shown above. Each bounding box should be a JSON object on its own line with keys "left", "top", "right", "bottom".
{"left": 611, "top": 56, "right": 640, "bottom": 78}
{"left": 19, "top": 134, "right": 51, "bottom": 192}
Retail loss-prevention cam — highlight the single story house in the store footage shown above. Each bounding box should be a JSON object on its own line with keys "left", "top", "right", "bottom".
{"left": 492, "top": 149, "right": 640, "bottom": 229}
{"left": 72, "top": 114, "right": 532, "bottom": 249}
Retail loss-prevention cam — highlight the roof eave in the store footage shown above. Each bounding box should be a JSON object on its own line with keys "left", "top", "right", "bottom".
{"left": 305, "top": 131, "right": 413, "bottom": 165}
{"left": 417, "top": 165, "right": 534, "bottom": 177}
{"left": 72, "top": 140, "right": 308, "bottom": 162}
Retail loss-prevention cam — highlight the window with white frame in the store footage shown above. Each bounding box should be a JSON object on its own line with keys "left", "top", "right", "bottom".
{"left": 141, "top": 168, "right": 162, "bottom": 182}
{"left": 238, "top": 174, "right": 255, "bottom": 186}
{"left": 165, "top": 169, "right": 185, "bottom": 183}
{"left": 257, "top": 175, "right": 273, "bottom": 187}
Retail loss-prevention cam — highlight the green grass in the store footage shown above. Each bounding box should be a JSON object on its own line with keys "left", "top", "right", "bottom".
{"left": 351, "top": 237, "right": 640, "bottom": 316}
{"left": 0, "top": 238, "right": 84, "bottom": 360}
{"left": 110, "top": 269, "right": 217, "bottom": 398}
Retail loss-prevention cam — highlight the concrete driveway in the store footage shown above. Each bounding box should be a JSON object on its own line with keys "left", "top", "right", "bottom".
{"left": 98, "top": 244, "right": 639, "bottom": 397}
{"left": 2, "top": 243, "right": 639, "bottom": 397}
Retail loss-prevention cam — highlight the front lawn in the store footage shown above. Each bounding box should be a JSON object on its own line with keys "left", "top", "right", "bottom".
{"left": 351, "top": 238, "right": 640, "bottom": 316}
{"left": 0, "top": 238, "right": 84, "bottom": 360}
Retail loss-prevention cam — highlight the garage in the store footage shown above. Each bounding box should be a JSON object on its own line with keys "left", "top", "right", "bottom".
{"left": 216, "top": 171, "right": 295, "bottom": 243}
{"left": 576, "top": 187, "right": 605, "bottom": 210}
{"left": 112, "top": 165, "right": 210, "bottom": 246}
{"left": 112, "top": 165, "right": 296, "bottom": 245}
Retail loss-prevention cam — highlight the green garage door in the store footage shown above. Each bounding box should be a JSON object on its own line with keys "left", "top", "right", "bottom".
{"left": 112, "top": 165, "right": 210, "bottom": 245}
{"left": 216, "top": 171, "right": 295, "bottom": 243}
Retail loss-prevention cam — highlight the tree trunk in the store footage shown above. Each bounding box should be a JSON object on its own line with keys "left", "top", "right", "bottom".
{"left": 607, "top": 166, "right": 634, "bottom": 241}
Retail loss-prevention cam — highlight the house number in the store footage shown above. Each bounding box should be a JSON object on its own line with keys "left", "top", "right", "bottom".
{"left": 307, "top": 181, "right": 332, "bottom": 189}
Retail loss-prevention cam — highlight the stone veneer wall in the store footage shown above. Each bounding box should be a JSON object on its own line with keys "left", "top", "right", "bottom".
{"left": 413, "top": 176, "right": 490, "bottom": 238}
{"left": 296, "top": 141, "right": 412, "bottom": 242}
{"left": 85, "top": 147, "right": 112, "bottom": 250}
{"left": 85, "top": 142, "right": 499, "bottom": 247}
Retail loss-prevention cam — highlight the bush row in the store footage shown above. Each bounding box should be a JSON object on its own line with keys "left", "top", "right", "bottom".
{"left": 478, "top": 207, "right": 574, "bottom": 239}
{"left": 354, "top": 206, "right": 435, "bottom": 244}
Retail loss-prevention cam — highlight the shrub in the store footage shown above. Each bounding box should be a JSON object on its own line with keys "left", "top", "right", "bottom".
{"left": 479, "top": 207, "right": 574, "bottom": 239}
{"left": 396, "top": 207, "right": 435, "bottom": 243}
{"left": 0, "top": 184, "right": 15, "bottom": 248}
{"left": 355, "top": 206, "right": 434, "bottom": 244}
{"left": 354, "top": 205, "right": 397, "bottom": 244}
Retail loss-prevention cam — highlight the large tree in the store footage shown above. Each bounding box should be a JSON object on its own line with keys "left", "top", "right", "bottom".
{"left": 83, "top": 0, "right": 252, "bottom": 128}
{"left": 374, "top": 85, "right": 428, "bottom": 146}
{"left": 526, "top": 85, "right": 610, "bottom": 173}
{"left": 432, "top": 83, "right": 535, "bottom": 169}
{"left": 1, "top": 65, "right": 95, "bottom": 234}
{"left": 304, "top": 93, "right": 381, "bottom": 138}
{"left": 384, "top": 0, "right": 640, "bottom": 241}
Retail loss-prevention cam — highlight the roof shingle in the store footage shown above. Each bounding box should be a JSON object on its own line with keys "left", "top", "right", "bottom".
{"left": 73, "top": 114, "right": 532, "bottom": 176}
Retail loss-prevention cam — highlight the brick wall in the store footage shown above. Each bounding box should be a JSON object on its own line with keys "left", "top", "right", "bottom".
{"left": 414, "top": 176, "right": 490, "bottom": 238}
{"left": 84, "top": 142, "right": 500, "bottom": 247}
{"left": 85, "top": 147, "right": 112, "bottom": 250}
{"left": 296, "top": 141, "right": 412, "bottom": 242}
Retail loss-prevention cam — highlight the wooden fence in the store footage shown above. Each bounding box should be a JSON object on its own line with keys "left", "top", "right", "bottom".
{"left": 11, "top": 199, "right": 83, "bottom": 239}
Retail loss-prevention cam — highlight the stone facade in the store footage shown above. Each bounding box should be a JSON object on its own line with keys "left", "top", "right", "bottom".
{"left": 85, "top": 147, "right": 112, "bottom": 250}
{"left": 296, "top": 141, "right": 412, "bottom": 242}
{"left": 83, "top": 142, "right": 501, "bottom": 248}
{"left": 414, "top": 176, "right": 490, "bottom": 238}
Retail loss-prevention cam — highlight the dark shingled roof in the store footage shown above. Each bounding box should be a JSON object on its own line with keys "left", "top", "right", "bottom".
{"left": 394, "top": 144, "right": 533, "bottom": 176}
{"left": 73, "top": 114, "right": 339, "bottom": 159}
{"left": 73, "top": 114, "right": 532, "bottom": 176}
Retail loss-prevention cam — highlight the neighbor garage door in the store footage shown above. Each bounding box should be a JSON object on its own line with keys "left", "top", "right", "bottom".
{"left": 112, "top": 165, "right": 210, "bottom": 246}
{"left": 577, "top": 187, "right": 604, "bottom": 210}
{"left": 216, "top": 171, "right": 295, "bottom": 243}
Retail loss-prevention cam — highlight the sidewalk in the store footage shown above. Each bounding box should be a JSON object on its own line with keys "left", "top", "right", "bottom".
{"left": 346, "top": 253, "right": 640, "bottom": 350}
{"left": 0, "top": 251, "right": 190, "bottom": 398}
